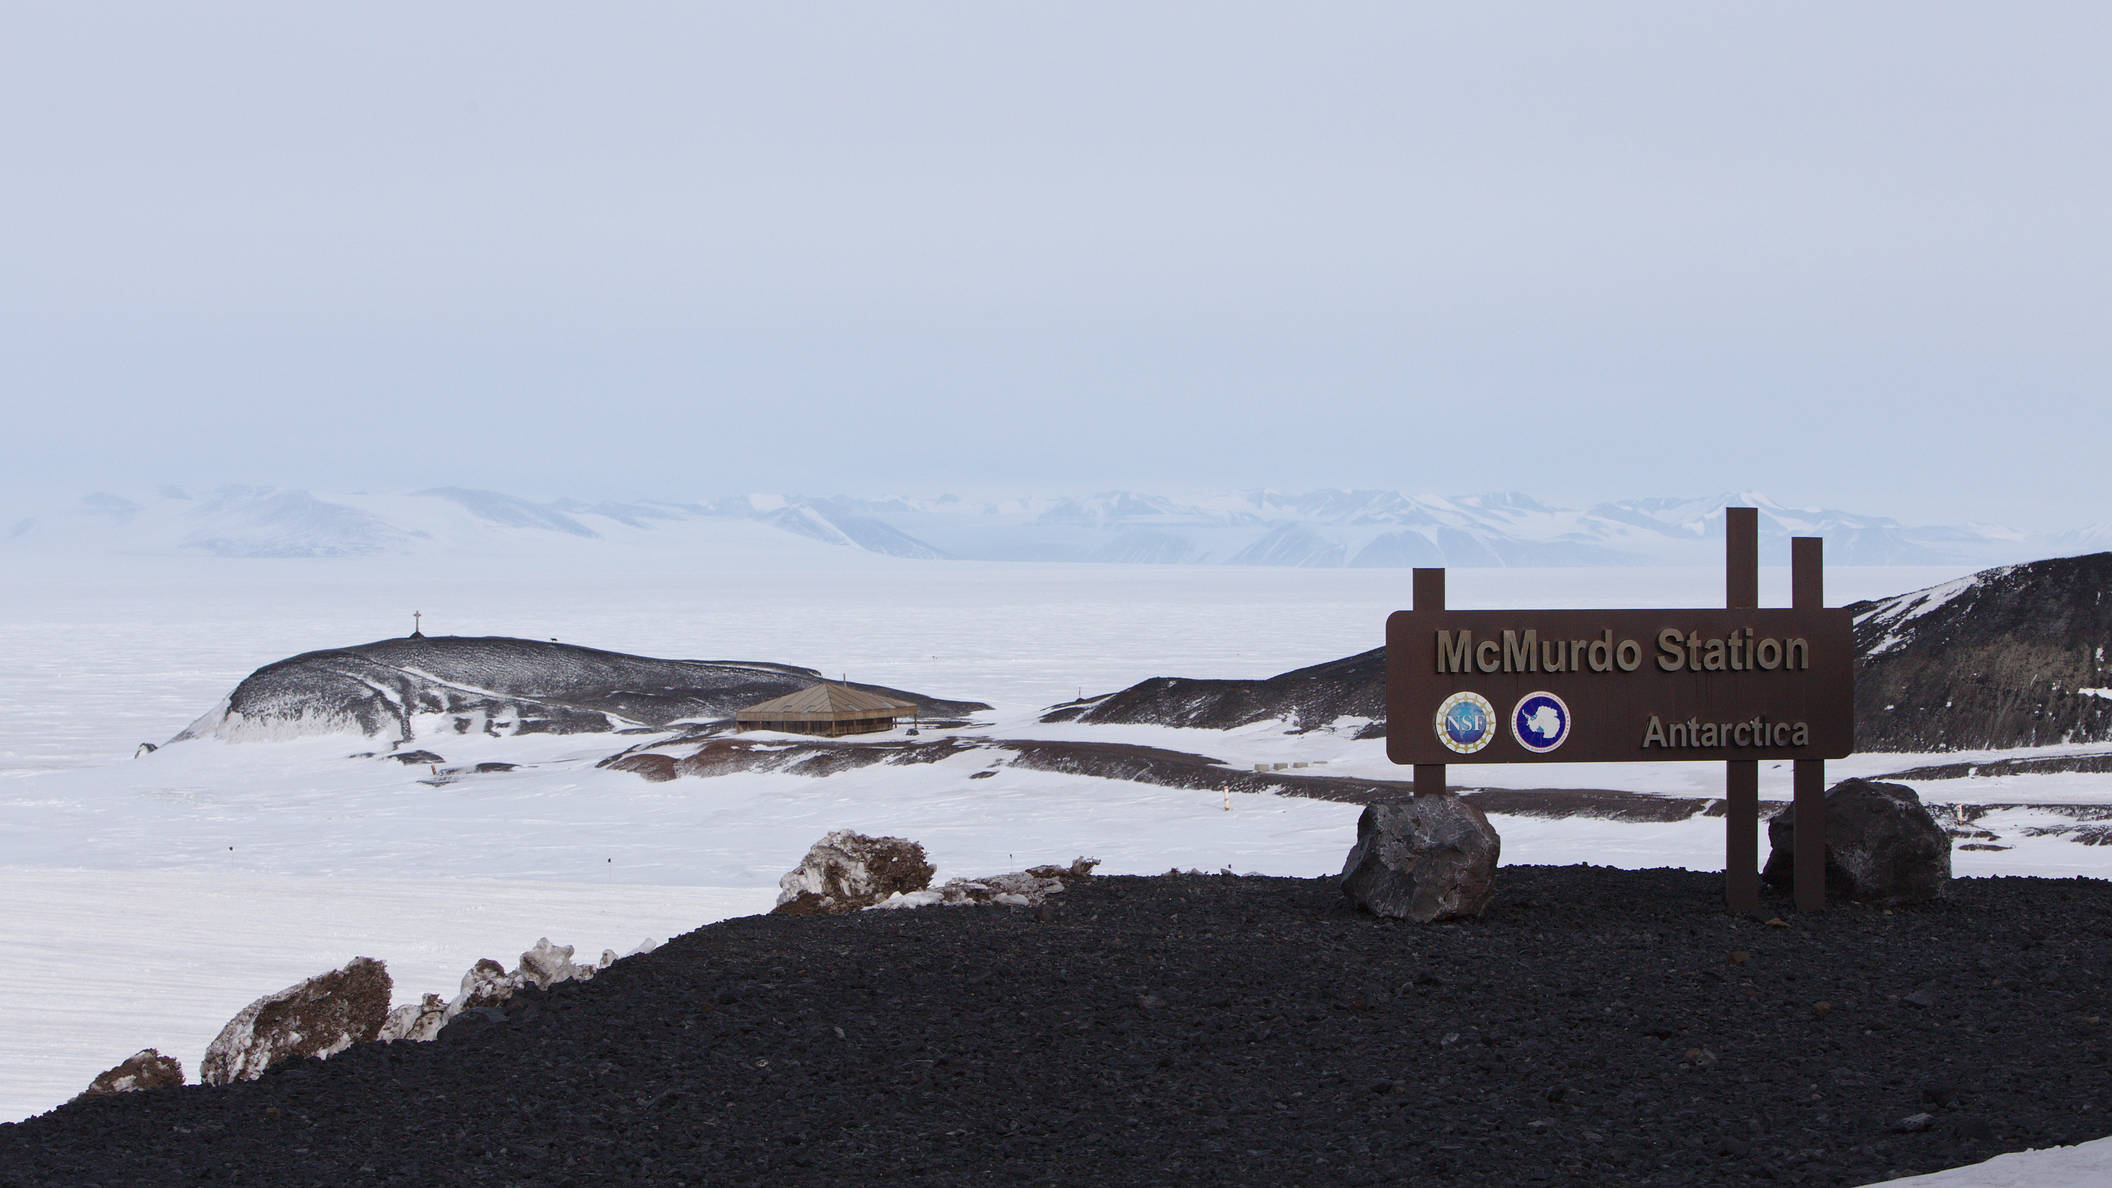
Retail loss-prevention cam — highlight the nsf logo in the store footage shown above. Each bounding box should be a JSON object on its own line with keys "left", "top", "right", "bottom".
{"left": 1434, "top": 691, "right": 1496, "bottom": 754}
{"left": 1510, "top": 691, "right": 1570, "bottom": 754}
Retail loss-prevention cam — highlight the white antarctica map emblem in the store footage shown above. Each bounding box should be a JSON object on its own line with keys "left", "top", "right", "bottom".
{"left": 1434, "top": 691, "right": 1497, "bottom": 754}
{"left": 1511, "top": 691, "right": 1571, "bottom": 754}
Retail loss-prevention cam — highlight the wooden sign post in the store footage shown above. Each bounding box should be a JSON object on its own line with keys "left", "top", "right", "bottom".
{"left": 1387, "top": 507, "right": 1851, "bottom": 912}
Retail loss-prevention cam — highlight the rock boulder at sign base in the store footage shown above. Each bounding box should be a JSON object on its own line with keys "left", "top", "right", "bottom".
{"left": 1763, "top": 778, "right": 1950, "bottom": 904}
{"left": 1340, "top": 795, "right": 1500, "bottom": 922}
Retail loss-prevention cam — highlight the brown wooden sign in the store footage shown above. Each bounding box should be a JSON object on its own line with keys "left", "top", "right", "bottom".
{"left": 1385, "top": 607, "right": 1854, "bottom": 766}
{"left": 1386, "top": 509, "right": 1849, "bottom": 914}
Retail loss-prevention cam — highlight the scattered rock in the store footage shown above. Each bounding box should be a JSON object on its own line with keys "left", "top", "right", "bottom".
{"left": 377, "top": 994, "right": 448, "bottom": 1043}
{"left": 443, "top": 958, "right": 525, "bottom": 1022}
{"left": 390, "top": 750, "right": 445, "bottom": 765}
{"left": 1026, "top": 856, "right": 1101, "bottom": 882}
{"left": 1763, "top": 779, "right": 1950, "bottom": 904}
{"left": 1897, "top": 1112, "right": 1933, "bottom": 1133}
{"left": 517, "top": 937, "right": 612, "bottom": 989}
{"left": 200, "top": 957, "right": 392, "bottom": 1085}
{"left": 404, "top": 941, "right": 625, "bottom": 1038}
{"left": 518, "top": 938, "right": 581, "bottom": 989}
{"left": 772, "top": 830, "right": 936, "bottom": 916}
{"left": 1339, "top": 795, "right": 1501, "bottom": 922}
{"left": 73, "top": 1049, "right": 184, "bottom": 1100}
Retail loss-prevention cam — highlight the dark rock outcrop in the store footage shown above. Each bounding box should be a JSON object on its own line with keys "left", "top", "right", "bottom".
{"left": 1339, "top": 796, "right": 1500, "bottom": 922}
{"left": 1043, "top": 551, "right": 2112, "bottom": 753}
{"left": 603, "top": 752, "right": 678, "bottom": 781}
{"left": 171, "top": 635, "right": 987, "bottom": 744}
{"left": 200, "top": 957, "right": 393, "bottom": 1085}
{"left": 1041, "top": 648, "right": 1385, "bottom": 736}
{"left": 773, "top": 831, "right": 936, "bottom": 915}
{"left": 1852, "top": 552, "right": 2112, "bottom": 751}
{"left": 1762, "top": 779, "right": 1951, "bottom": 904}
{"left": 73, "top": 1050, "right": 184, "bottom": 1100}
{"left": 1880, "top": 751, "right": 2112, "bottom": 780}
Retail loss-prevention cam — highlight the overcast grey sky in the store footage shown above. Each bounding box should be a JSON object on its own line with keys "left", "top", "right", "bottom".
{"left": 3, "top": 3, "right": 2105, "bottom": 525}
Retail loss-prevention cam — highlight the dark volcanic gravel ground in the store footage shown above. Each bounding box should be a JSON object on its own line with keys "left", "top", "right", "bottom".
{"left": 7, "top": 867, "right": 2112, "bottom": 1186}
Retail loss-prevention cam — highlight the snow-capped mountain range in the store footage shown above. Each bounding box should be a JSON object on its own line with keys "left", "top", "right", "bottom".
{"left": 4, "top": 485, "right": 2081, "bottom": 568}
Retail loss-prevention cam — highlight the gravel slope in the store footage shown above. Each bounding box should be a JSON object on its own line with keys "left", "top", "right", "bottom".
{"left": 5, "top": 867, "right": 2111, "bottom": 1186}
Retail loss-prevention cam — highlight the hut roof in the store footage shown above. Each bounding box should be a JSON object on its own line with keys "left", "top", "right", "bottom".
{"left": 735, "top": 683, "right": 918, "bottom": 722}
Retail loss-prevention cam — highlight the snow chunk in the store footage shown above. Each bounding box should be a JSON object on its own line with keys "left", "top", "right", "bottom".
{"left": 200, "top": 956, "right": 392, "bottom": 1085}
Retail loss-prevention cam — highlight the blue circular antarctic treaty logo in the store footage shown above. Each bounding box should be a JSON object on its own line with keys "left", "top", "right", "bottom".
{"left": 1511, "top": 691, "right": 1571, "bottom": 754}
{"left": 1435, "top": 691, "right": 1497, "bottom": 754}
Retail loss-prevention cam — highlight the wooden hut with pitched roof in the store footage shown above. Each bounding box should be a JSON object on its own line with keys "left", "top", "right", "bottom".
{"left": 734, "top": 683, "right": 918, "bottom": 737}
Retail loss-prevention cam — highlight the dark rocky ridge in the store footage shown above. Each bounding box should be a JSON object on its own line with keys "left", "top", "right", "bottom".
{"left": 1850, "top": 552, "right": 2112, "bottom": 751}
{"left": 1045, "top": 553, "right": 2112, "bottom": 754}
{"left": 172, "top": 636, "right": 988, "bottom": 744}
{"left": 1880, "top": 750, "right": 2112, "bottom": 780}
{"left": 1042, "top": 648, "right": 1386, "bottom": 737}
{"left": 6, "top": 868, "right": 2112, "bottom": 1186}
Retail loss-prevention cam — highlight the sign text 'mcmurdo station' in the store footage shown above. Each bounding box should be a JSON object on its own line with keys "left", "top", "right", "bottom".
{"left": 1385, "top": 608, "right": 1854, "bottom": 766}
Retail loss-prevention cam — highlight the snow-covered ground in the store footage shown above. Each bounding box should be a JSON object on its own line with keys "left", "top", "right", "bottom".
{"left": 5, "top": 546, "right": 2110, "bottom": 1183}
